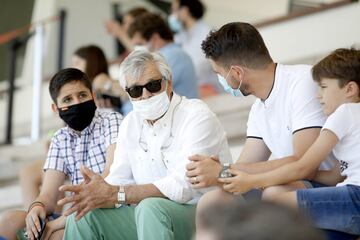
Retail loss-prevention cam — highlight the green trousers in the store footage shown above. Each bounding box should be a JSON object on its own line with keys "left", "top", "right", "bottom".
{"left": 64, "top": 197, "right": 196, "bottom": 240}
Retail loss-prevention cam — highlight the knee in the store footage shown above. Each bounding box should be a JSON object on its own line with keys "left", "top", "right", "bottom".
{"left": 0, "top": 210, "right": 26, "bottom": 238}
{"left": 136, "top": 198, "right": 166, "bottom": 213}
{"left": 197, "top": 189, "right": 231, "bottom": 214}
{"left": 64, "top": 210, "right": 102, "bottom": 239}
{"left": 262, "top": 186, "right": 286, "bottom": 201}
{"left": 66, "top": 210, "right": 98, "bottom": 230}
{"left": 135, "top": 198, "right": 169, "bottom": 221}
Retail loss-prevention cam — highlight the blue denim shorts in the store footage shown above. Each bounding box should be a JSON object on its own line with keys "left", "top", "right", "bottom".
{"left": 297, "top": 184, "right": 360, "bottom": 235}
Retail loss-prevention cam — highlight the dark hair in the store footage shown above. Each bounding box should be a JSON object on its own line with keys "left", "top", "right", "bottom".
{"left": 73, "top": 45, "right": 108, "bottom": 81}
{"left": 178, "top": 0, "right": 205, "bottom": 19}
{"left": 49, "top": 68, "right": 92, "bottom": 104}
{"left": 126, "top": 7, "right": 148, "bottom": 18}
{"left": 201, "top": 22, "right": 273, "bottom": 69}
{"left": 128, "top": 13, "right": 173, "bottom": 41}
{"left": 199, "top": 201, "right": 325, "bottom": 240}
{"left": 312, "top": 48, "right": 360, "bottom": 91}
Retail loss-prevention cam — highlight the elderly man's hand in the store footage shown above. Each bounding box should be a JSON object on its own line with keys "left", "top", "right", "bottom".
{"left": 186, "top": 154, "right": 222, "bottom": 188}
{"left": 218, "top": 168, "right": 254, "bottom": 194}
{"left": 57, "top": 165, "right": 118, "bottom": 221}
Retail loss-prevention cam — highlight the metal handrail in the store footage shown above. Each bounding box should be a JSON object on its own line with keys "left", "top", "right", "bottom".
{"left": 2, "top": 10, "right": 66, "bottom": 145}
{"left": 254, "top": 0, "right": 357, "bottom": 28}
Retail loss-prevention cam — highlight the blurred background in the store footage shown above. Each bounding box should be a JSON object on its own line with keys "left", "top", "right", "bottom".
{"left": 0, "top": 0, "right": 359, "bottom": 213}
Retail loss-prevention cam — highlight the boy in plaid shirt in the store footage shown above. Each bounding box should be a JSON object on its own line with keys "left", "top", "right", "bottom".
{"left": 0, "top": 68, "right": 122, "bottom": 240}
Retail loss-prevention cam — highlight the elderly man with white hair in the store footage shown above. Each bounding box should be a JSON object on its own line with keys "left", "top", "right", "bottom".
{"left": 59, "top": 50, "right": 231, "bottom": 240}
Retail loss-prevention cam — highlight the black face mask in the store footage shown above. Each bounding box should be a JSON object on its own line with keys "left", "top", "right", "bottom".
{"left": 58, "top": 100, "right": 97, "bottom": 131}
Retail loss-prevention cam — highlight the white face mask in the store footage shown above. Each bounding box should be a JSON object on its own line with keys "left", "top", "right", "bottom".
{"left": 217, "top": 67, "right": 245, "bottom": 98}
{"left": 131, "top": 90, "right": 170, "bottom": 120}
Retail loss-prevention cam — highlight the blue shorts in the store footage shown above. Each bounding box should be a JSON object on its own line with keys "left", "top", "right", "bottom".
{"left": 297, "top": 184, "right": 360, "bottom": 236}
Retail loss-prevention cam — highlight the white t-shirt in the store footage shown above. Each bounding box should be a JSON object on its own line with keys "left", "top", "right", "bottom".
{"left": 322, "top": 103, "right": 360, "bottom": 186}
{"left": 247, "top": 64, "right": 333, "bottom": 169}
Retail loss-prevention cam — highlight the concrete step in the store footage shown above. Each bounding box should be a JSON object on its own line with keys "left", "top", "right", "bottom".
{"left": 204, "top": 94, "right": 255, "bottom": 140}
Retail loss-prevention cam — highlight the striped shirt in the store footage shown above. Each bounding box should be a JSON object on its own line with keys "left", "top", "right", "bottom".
{"left": 44, "top": 109, "right": 122, "bottom": 185}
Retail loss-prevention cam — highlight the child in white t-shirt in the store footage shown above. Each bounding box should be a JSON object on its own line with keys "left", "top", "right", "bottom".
{"left": 220, "top": 48, "right": 360, "bottom": 239}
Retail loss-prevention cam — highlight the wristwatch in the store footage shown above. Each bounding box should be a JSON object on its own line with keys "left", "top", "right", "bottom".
{"left": 219, "top": 162, "right": 232, "bottom": 178}
{"left": 115, "top": 185, "right": 126, "bottom": 208}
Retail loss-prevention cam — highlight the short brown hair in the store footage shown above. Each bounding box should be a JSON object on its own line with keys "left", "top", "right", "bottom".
{"left": 126, "top": 7, "right": 148, "bottom": 18}
{"left": 312, "top": 48, "right": 360, "bottom": 90}
{"left": 49, "top": 68, "right": 92, "bottom": 104}
{"left": 128, "top": 13, "right": 173, "bottom": 41}
{"left": 201, "top": 22, "right": 273, "bottom": 69}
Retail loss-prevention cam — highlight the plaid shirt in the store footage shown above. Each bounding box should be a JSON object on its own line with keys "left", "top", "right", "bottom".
{"left": 44, "top": 109, "right": 122, "bottom": 185}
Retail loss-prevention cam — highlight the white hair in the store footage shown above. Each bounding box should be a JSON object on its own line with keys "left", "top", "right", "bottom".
{"left": 118, "top": 50, "right": 172, "bottom": 89}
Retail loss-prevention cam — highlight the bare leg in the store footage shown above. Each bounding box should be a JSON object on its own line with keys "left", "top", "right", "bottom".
{"left": 265, "top": 191, "right": 299, "bottom": 209}
{"left": 19, "top": 160, "right": 44, "bottom": 209}
{"left": 0, "top": 210, "right": 27, "bottom": 240}
{"left": 196, "top": 189, "right": 234, "bottom": 227}
{"left": 262, "top": 181, "right": 306, "bottom": 202}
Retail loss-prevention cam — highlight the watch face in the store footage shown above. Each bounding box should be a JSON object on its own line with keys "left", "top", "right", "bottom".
{"left": 220, "top": 170, "right": 232, "bottom": 178}
{"left": 119, "top": 192, "right": 126, "bottom": 202}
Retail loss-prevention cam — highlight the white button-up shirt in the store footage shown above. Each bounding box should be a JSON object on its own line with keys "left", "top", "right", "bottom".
{"left": 105, "top": 93, "right": 231, "bottom": 204}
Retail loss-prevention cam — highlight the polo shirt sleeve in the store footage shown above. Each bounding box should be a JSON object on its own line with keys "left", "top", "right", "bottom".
{"left": 43, "top": 132, "right": 69, "bottom": 175}
{"left": 153, "top": 102, "right": 232, "bottom": 203}
{"left": 246, "top": 104, "right": 262, "bottom": 139}
{"left": 290, "top": 73, "right": 326, "bottom": 134}
{"left": 322, "top": 104, "right": 350, "bottom": 140}
{"left": 103, "top": 112, "right": 123, "bottom": 149}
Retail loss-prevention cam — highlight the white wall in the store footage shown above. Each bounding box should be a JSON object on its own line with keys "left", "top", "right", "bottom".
{"left": 259, "top": 1, "right": 360, "bottom": 63}
{"left": 204, "top": 0, "right": 289, "bottom": 27}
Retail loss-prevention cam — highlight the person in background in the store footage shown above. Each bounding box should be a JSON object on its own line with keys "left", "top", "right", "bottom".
{"left": 71, "top": 44, "right": 127, "bottom": 114}
{"left": 169, "top": 0, "right": 221, "bottom": 98}
{"left": 128, "top": 12, "right": 199, "bottom": 99}
{"left": 105, "top": 7, "right": 149, "bottom": 55}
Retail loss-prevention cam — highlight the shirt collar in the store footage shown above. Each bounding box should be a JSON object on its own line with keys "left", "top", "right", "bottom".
{"left": 262, "top": 63, "right": 280, "bottom": 107}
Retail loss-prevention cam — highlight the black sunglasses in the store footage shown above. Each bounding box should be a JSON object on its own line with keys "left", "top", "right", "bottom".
{"left": 125, "top": 78, "right": 164, "bottom": 98}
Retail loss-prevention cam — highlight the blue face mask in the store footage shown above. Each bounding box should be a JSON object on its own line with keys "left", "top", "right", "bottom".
{"left": 168, "top": 14, "right": 182, "bottom": 33}
{"left": 217, "top": 68, "right": 244, "bottom": 98}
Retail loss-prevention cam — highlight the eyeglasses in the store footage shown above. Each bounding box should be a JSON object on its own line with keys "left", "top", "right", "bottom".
{"left": 125, "top": 78, "right": 164, "bottom": 98}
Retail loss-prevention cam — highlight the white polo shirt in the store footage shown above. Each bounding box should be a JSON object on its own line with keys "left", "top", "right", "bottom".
{"left": 105, "top": 93, "right": 232, "bottom": 204}
{"left": 323, "top": 103, "right": 360, "bottom": 187}
{"left": 247, "top": 64, "right": 333, "bottom": 168}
